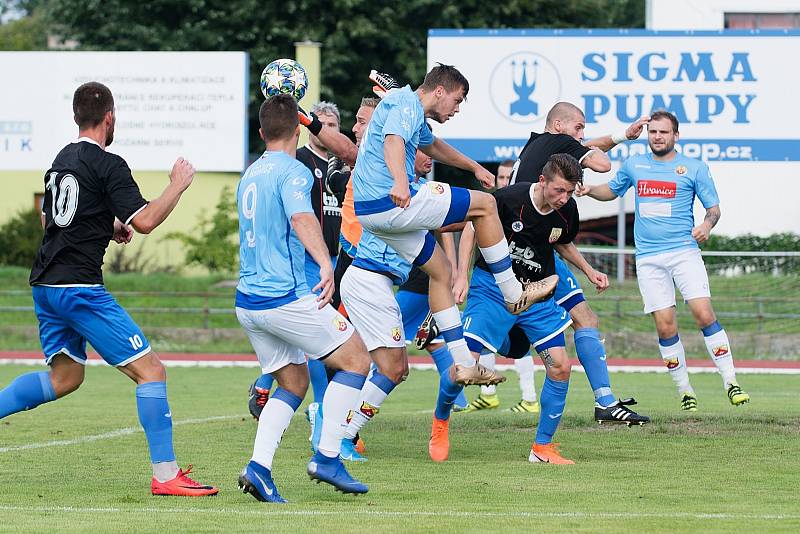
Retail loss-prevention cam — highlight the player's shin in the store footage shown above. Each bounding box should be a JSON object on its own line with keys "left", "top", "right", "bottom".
{"left": 252, "top": 388, "right": 303, "bottom": 470}
{"left": 343, "top": 371, "right": 397, "bottom": 440}
{"left": 659, "top": 335, "right": 694, "bottom": 395}
{"left": 136, "top": 381, "right": 178, "bottom": 482}
{"left": 701, "top": 321, "right": 737, "bottom": 388}
{"left": 432, "top": 306, "right": 474, "bottom": 368}
{"left": 574, "top": 328, "right": 615, "bottom": 406}
{"left": 318, "top": 371, "right": 367, "bottom": 457}
{"left": 480, "top": 241, "right": 522, "bottom": 303}
{"left": 514, "top": 355, "right": 538, "bottom": 403}
{"left": 435, "top": 366, "right": 464, "bottom": 420}
{"left": 0, "top": 371, "right": 56, "bottom": 419}
{"left": 535, "top": 375, "right": 569, "bottom": 445}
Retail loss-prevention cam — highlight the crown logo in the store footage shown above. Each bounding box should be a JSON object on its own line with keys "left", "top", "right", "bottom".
{"left": 510, "top": 59, "right": 538, "bottom": 117}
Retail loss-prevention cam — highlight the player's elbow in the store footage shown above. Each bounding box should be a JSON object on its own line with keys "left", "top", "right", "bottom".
{"left": 588, "top": 159, "right": 612, "bottom": 173}
{"left": 130, "top": 214, "right": 155, "bottom": 234}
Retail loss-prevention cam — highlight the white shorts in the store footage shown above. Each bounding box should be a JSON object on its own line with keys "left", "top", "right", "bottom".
{"left": 236, "top": 294, "right": 354, "bottom": 374}
{"left": 341, "top": 266, "right": 405, "bottom": 352}
{"left": 635, "top": 248, "right": 711, "bottom": 314}
{"left": 358, "top": 182, "right": 470, "bottom": 264}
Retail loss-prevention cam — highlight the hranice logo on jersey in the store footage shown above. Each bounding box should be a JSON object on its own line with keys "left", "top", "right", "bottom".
{"left": 489, "top": 52, "right": 562, "bottom": 125}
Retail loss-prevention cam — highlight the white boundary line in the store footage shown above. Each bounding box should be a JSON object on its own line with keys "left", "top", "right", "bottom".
{"left": 0, "top": 505, "right": 797, "bottom": 521}
{"left": 2, "top": 359, "right": 798, "bottom": 374}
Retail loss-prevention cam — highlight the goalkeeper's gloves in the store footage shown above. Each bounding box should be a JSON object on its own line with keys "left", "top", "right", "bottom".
{"left": 325, "top": 156, "right": 350, "bottom": 196}
{"left": 298, "top": 106, "right": 323, "bottom": 136}
{"left": 369, "top": 69, "right": 400, "bottom": 99}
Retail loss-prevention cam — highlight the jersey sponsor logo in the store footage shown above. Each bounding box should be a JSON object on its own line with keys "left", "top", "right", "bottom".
{"left": 428, "top": 182, "right": 445, "bottom": 195}
{"left": 333, "top": 316, "right": 348, "bottom": 332}
{"left": 511, "top": 221, "right": 524, "bottom": 232}
{"left": 359, "top": 401, "right": 380, "bottom": 418}
{"left": 675, "top": 165, "right": 688, "bottom": 175}
{"left": 634, "top": 164, "right": 651, "bottom": 169}
{"left": 637, "top": 180, "right": 676, "bottom": 198}
{"left": 663, "top": 357, "right": 680, "bottom": 370}
{"left": 391, "top": 327, "right": 402, "bottom": 342}
{"left": 548, "top": 227, "right": 562, "bottom": 243}
{"left": 508, "top": 240, "right": 542, "bottom": 272}
{"left": 712, "top": 344, "right": 729, "bottom": 358}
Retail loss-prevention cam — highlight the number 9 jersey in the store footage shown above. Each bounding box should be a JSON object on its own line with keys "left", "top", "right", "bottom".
{"left": 29, "top": 138, "right": 148, "bottom": 286}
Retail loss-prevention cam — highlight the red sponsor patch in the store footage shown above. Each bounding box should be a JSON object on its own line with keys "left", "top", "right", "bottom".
{"left": 664, "top": 357, "right": 680, "bottom": 370}
{"left": 359, "top": 401, "right": 379, "bottom": 418}
{"left": 713, "top": 344, "right": 729, "bottom": 358}
{"left": 637, "top": 180, "right": 676, "bottom": 198}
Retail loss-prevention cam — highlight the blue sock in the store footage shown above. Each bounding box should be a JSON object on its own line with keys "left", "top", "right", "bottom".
{"left": 434, "top": 366, "right": 464, "bottom": 421}
{"left": 307, "top": 359, "right": 329, "bottom": 403}
{"left": 429, "top": 346, "right": 468, "bottom": 408}
{"left": 136, "top": 382, "right": 175, "bottom": 464}
{"left": 0, "top": 371, "right": 56, "bottom": 419}
{"left": 255, "top": 373, "right": 274, "bottom": 391}
{"left": 535, "top": 376, "right": 569, "bottom": 445}
{"left": 574, "top": 328, "right": 615, "bottom": 407}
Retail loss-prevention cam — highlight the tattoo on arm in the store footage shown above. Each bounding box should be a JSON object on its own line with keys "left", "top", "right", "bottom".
{"left": 704, "top": 207, "right": 721, "bottom": 228}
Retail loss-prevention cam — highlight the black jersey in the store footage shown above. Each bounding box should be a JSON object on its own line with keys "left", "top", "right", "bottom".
{"left": 398, "top": 265, "right": 429, "bottom": 295}
{"left": 296, "top": 146, "right": 341, "bottom": 257}
{"left": 512, "top": 132, "right": 591, "bottom": 184}
{"left": 475, "top": 182, "right": 579, "bottom": 282}
{"left": 29, "top": 140, "right": 148, "bottom": 286}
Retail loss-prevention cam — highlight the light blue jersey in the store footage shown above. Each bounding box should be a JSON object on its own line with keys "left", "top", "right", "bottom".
{"left": 352, "top": 85, "right": 434, "bottom": 215}
{"left": 609, "top": 152, "right": 719, "bottom": 258}
{"left": 236, "top": 151, "right": 314, "bottom": 309}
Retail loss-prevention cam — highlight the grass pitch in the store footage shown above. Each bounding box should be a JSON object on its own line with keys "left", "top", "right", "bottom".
{"left": 0, "top": 365, "right": 798, "bottom": 533}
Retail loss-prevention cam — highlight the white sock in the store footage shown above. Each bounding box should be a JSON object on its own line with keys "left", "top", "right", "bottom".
{"left": 153, "top": 461, "right": 179, "bottom": 483}
{"left": 514, "top": 355, "right": 537, "bottom": 402}
{"left": 659, "top": 337, "right": 693, "bottom": 395}
{"left": 318, "top": 375, "right": 364, "bottom": 458}
{"left": 480, "top": 240, "right": 522, "bottom": 303}
{"left": 479, "top": 353, "right": 497, "bottom": 395}
{"left": 343, "top": 374, "right": 396, "bottom": 439}
{"left": 433, "top": 306, "right": 474, "bottom": 368}
{"left": 703, "top": 329, "right": 737, "bottom": 388}
{"left": 251, "top": 396, "right": 297, "bottom": 470}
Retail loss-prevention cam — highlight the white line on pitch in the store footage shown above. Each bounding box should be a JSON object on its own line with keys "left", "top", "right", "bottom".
{"left": 0, "top": 505, "right": 797, "bottom": 521}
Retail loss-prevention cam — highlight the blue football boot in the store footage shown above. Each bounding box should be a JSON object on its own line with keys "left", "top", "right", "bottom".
{"left": 238, "top": 460, "right": 288, "bottom": 503}
{"left": 307, "top": 452, "right": 368, "bottom": 494}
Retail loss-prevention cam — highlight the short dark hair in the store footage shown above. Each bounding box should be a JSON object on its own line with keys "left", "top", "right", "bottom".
{"left": 259, "top": 94, "right": 299, "bottom": 142}
{"left": 498, "top": 159, "right": 515, "bottom": 169}
{"left": 650, "top": 110, "right": 679, "bottom": 133}
{"left": 73, "top": 82, "right": 114, "bottom": 129}
{"left": 542, "top": 153, "right": 583, "bottom": 185}
{"left": 419, "top": 63, "right": 469, "bottom": 98}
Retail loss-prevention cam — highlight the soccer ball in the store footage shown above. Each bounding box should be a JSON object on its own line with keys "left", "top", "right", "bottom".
{"left": 260, "top": 58, "right": 308, "bottom": 101}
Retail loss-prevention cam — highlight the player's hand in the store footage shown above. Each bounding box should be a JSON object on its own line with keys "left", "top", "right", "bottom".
{"left": 313, "top": 266, "right": 335, "bottom": 308}
{"left": 169, "top": 157, "right": 195, "bottom": 192}
{"left": 453, "top": 272, "right": 470, "bottom": 304}
{"left": 575, "top": 183, "right": 592, "bottom": 197}
{"left": 626, "top": 116, "right": 649, "bottom": 140}
{"left": 297, "top": 106, "right": 323, "bottom": 136}
{"left": 112, "top": 218, "right": 133, "bottom": 244}
{"left": 692, "top": 223, "right": 712, "bottom": 243}
{"left": 588, "top": 269, "right": 609, "bottom": 293}
{"left": 389, "top": 181, "right": 411, "bottom": 208}
{"left": 474, "top": 166, "right": 495, "bottom": 188}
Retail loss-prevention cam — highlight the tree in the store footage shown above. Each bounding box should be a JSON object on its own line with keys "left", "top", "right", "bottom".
{"left": 41, "top": 0, "right": 645, "bottom": 155}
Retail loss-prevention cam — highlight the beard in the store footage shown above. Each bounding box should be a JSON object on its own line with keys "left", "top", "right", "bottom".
{"left": 650, "top": 141, "right": 674, "bottom": 157}
{"left": 105, "top": 124, "right": 115, "bottom": 147}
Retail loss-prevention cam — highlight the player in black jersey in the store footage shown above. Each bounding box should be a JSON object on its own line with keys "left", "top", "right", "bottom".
{"left": 430, "top": 154, "right": 604, "bottom": 464}
{"left": 0, "top": 82, "right": 217, "bottom": 496}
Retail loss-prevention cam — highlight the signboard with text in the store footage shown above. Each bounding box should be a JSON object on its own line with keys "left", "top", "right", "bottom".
{"left": 0, "top": 51, "right": 248, "bottom": 171}
{"left": 427, "top": 29, "right": 800, "bottom": 162}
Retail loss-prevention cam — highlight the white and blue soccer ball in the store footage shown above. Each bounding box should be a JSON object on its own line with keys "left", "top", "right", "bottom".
{"left": 260, "top": 58, "right": 309, "bottom": 101}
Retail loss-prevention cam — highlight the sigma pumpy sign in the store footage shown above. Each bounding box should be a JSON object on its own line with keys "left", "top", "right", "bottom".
{"left": 427, "top": 29, "right": 800, "bottom": 163}
{"left": 0, "top": 51, "right": 248, "bottom": 172}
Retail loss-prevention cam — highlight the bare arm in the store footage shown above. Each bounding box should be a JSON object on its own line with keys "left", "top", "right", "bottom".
{"left": 584, "top": 117, "right": 649, "bottom": 153}
{"left": 579, "top": 149, "right": 612, "bottom": 173}
{"left": 420, "top": 137, "right": 494, "bottom": 188}
{"left": 317, "top": 127, "right": 358, "bottom": 167}
{"left": 130, "top": 158, "right": 194, "bottom": 234}
{"left": 291, "top": 212, "right": 334, "bottom": 307}
{"left": 385, "top": 134, "right": 411, "bottom": 207}
{"left": 575, "top": 182, "right": 618, "bottom": 202}
{"left": 554, "top": 242, "right": 609, "bottom": 292}
{"left": 692, "top": 205, "right": 720, "bottom": 243}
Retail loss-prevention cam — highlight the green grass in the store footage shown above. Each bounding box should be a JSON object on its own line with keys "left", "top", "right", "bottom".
{"left": 1, "top": 365, "right": 798, "bottom": 533}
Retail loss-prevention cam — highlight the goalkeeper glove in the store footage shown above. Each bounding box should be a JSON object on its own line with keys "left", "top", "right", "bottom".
{"left": 369, "top": 69, "right": 400, "bottom": 99}
{"left": 325, "top": 156, "right": 350, "bottom": 196}
{"left": 298, "top": 106, "right": 323, "bottom": 136}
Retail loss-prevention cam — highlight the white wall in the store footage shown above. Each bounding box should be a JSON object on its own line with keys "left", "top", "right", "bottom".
{"left": 646, "top": 0, "right": 800, "bottom": 30}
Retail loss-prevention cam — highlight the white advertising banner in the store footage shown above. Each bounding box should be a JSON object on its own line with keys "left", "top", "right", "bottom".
{"left": 0, "top": 51, "right": 248, "bottom": 171}
{"left": 427, "top": 29, "right": 800, "bottom": 163}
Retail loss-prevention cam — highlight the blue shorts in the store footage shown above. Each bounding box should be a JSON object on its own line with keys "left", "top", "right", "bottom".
{"left": 305, "top": 253, "right": 338, "bottom": 292}
{"left": 463, "top": 268, "right": 572, "bottom": 354}
{"left": 553, "top": 254, "right": 585, "bottom": 312}
{"left": 395, "top": 289, "right": 443, "bottom": 344}
{"left": 32, "top": 285, "right": 151, "bottom": 367}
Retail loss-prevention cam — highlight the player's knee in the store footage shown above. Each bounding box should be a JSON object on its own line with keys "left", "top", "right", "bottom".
{"left": 571, "top": 304, "right": 598, "bottom": 329}
{"left": 696, "top": 312, "right": 717, "bottom": 329}
{"left": 470, "top": 191, "right": 496, "bottom": 216}
{"left": 547, "top": 363, "right": 571, "bottom": 382}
